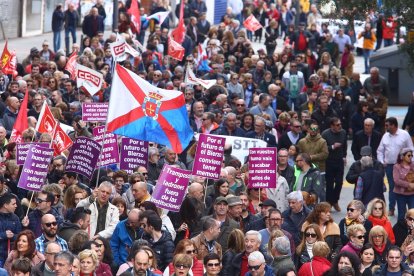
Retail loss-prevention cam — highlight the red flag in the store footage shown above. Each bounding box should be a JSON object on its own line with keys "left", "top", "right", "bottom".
{"left": 128, "top": 0, "right": 141, "bottom": 35}
{"left": 243, "top": 14, "right": 263, "bottom": 32}
{"left": 35, "top": 102, "right": 58, "bottom": 136}
{"left": 0, "top": 41, "right": 16, "bottom": 75}
{"left": 52, "top": 123, "right": 73, "bottom": 156}
{"left": 9, "top": 90, "right": 29, "bottom": 143}
{"left": 65, "top": 51, "right": 78, "bottom": 80}
{"left": 168, "top": 37, "right": 185, "bottom": 61}
{"left": 171, "top": 0, "right": 186, "bottom": 44}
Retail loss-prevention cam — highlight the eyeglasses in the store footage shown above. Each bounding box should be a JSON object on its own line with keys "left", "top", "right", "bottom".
{"left": 44, "top": 221, "right": 58, "bottom": 227}
{"left": 406, "top": 154, "right": 413, "bottom": 157}
{"left": 334, "top": 123, "right": 342, "bottom": 127}
{"left": 35, "top": 198, "right": 48, "bottom": 203}
{"left": 355, "top": 235, "right": 365, "bottom": 240}
{"left": 374, "top": 207, "right": 383, "bottom": 211}
{"left": 347, "top": 208, "right": 355, "bottom": 212}
{"left": 54, "top": 194, "right": 61, "bottom": 198}
{"left": 175, "top": 264, "right": 190, "bottom": 269}
{"left": 406, "top": 217, "right": 414, "bottom": 222}
{"left": 236, "top": 104, "right": 245, "bottom": 106}
{"left": 295, "top": 159, "right": 303, "bottom": 163}
{"left": 372, "top": 235, "right": 384, "bottom": 239}
{"left": 186, "top": 250, "right": 197, "bottom": 254}
{"left": 207, "top": 262, "right": 220, "bottom": 267}
{"left": 305, "top": 233, "right": 317, "bottom": 238}
{"left": 248, "top": 264, "right": 263, "bottom": 271}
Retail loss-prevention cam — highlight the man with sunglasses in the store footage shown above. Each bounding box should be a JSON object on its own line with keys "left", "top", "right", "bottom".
{"left": 245, "top": 251, "right": 274, "bottom": 276}
{"left": 23, "top": 191, "right": 64, "bottom": 238}
{"left": 34, "top": 214, "right": 68, "bottom": 254}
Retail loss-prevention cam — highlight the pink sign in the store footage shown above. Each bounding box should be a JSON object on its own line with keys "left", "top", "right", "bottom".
{"left": 151, "top": 164, "right": 191, "bottom": 212}
{"left": 248, "top": 147, "right": 277, "bottom": 189}
{"left": 93, "top": 126, "right": 120, "bottom": 167}
{"left": 192, "top": 134, "right": 225, "bottom": 180}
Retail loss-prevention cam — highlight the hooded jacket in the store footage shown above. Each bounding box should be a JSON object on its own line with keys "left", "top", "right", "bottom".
{"left": 0, "top": 212, "right": 21, "bottom": 264}
{"left": 293, "top": 165, "right": 326, "bottom": 202}
{"left": 144, "top": 230, "right": 175, "bottom": 271}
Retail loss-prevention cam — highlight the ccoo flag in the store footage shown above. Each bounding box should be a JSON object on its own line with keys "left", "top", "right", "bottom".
{"left": 107, "top": 64, "right": 194, "bottom": 153}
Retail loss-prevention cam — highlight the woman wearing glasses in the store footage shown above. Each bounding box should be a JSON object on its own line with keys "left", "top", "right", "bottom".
{"left": 170, "top": 254, "right": 193, "bottom": 276}
{"left": 396, "top": 209, "right": 414, "bottom": 248}
{"left": 339, "top": 200, "right": 372, "bottom": 246}
{"left": 295, "top": 224, "right": 324, "bottom": 270}
{"left": 341, "top": 224, "right": 366, "bottom": 256}
{"left": 367, "top": 225, "right": 391, "bottom": 265}
{"left": 164, "top": 239, "right": 203, "bottom": 276}
{"left": 365, "top": 198, "right": 395, "bottom": 244}
{"left": 393, "top": 148, "right": 414, "bottom": 220}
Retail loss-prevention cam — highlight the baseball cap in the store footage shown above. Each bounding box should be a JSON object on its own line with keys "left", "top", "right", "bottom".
{"left": 215, "top": 196, "right": 228, "bottom": 205}
{"left": 360, "top": 146, "right": 372, "bottom": 157}
{"left": 259, "top": 199, "right": 277, "bottom": 208}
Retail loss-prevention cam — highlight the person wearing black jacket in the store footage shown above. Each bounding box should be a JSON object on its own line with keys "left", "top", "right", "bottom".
{"left": 265, "top": 20, "right": 279, "bottom": 56}
{"left": 52, "top": 4, "right": 65, "bottom": 52}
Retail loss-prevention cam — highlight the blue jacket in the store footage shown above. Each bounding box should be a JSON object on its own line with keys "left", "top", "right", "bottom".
{"left": 0, "top": 212, "right": 21, "bottom": 264}
{"left": 245, "top": 264, "right": 274, "bottom": 276}
{"left": 110, "top": 219, "right": 144, "bottom": 266}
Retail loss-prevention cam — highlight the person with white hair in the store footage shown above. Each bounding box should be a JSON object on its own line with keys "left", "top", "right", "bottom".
{"left": 282, "top": 191, "right": 312, "bottom": 245}
{"left": 245, "top": 251, "right": 274, "bottom": 276}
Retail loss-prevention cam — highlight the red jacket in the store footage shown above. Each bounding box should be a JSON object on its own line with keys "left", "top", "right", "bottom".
{"left": 382, "top": 18, "right": 397, "bottom": 40}
{"left": 298, "top": 256, "right": 331, "bottom": 276}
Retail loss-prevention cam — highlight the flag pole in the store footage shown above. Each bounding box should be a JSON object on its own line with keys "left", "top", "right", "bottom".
{"left": 25, "top": 192, "right": 34, "bottom": 217}
{"left": 95, "top": 125, "right": 107, "bottom": 188}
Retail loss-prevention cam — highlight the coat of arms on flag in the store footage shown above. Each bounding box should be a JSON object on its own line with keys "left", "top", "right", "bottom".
{"left": 106, "top": 64, "right": 194, "bottom": 153}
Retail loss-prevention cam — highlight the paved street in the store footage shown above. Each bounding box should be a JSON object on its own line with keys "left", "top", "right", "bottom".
{"left": 1, "top": 31, "right": 409, "bottom": 223}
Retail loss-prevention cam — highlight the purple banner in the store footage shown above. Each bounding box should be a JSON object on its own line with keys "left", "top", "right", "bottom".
{"left": 82, "top": 102, "right": 109, "bottom": 122}
{"left": 119, "top": 138, "right": 148, "bottom": 174}
{"left": 65, "top": 137, "right": 101, "bottom": 179}
{"left": 151, "top": 164, "right": 191, "bottom": 212}
{"left": 16, "top": 143, "right": 50, "bottom": 165}
{"left": 18, "top": 145, "right": 54, "bottom": 191}
{"left": 93, "top": 126, "right": 120, "bottom": 167}
{"left": 248, "top": 147, "right": 277, "bottom": 189}
{"left": 192, "top": 134, "right": 225, "bottom": 180}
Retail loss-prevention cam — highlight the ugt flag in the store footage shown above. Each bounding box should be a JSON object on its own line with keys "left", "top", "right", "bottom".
{"left": 107, "top": 64, "right": 194, "bottom": 153}
{"left": 243, "top": 14, "right": 263, "bottom": 32}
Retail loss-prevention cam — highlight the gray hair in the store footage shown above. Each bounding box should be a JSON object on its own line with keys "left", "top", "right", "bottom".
{"left": 364, "top": 118, "right": 375, "bottom": 126}
{"left": 55, "top": 251, "right": 75, "bottom": 265}
{"left": 361, "top": 156, "right": 373, "bottom": 169}
{"left": 148, "top": 147, "right": 159, "bottom": 156}
{"left": 245, "top": 230, "right": 262, "bottom": 243}
{"left": 224, "top": 112, "right": 237, "bottom": 121}
{"left": 287, "top": 191, "right": 303, "bottom": 202}
{"left": 99, "top": 181, "right": 113, "bottom": 190}
{"left": 248, "top": 251, "right": 265, "bottom": 263}
{"left": 273, "top": 236, "right": 290, "bottom": 255}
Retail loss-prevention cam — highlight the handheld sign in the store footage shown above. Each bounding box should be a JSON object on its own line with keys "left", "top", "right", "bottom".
{"left": 248, "top": 147, "right": 277, "bottom": 189}
{"left": 18, "top": 145, "right": 54, "bottom": 191}
{"left": 65, "top": 137, "right": 101, "bottom": 180}
{"left": 151, "top": 164, "right": 191, "bottom": 212}
{"left": 119, "top": 138, "right": 149, "bottom": 174}
{"left": 16, "top": 143, "right": 49, "bottom": 165}
{"left": 93, "top": 126, "right": 120, "bottom": 167}
{"left": 192, "top": 134, "right": 225, "bottom": 180}
{"left": 82, "top": 102, "right": 109, "bottom": 122}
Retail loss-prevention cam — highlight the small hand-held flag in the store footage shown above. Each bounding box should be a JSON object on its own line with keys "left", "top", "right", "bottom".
{"left": 168, "top": 37, "right": 185, "bottom": 61}
{"left": 65, "top": 51, "right": 78, "bottom": 80}
{"left": 243, "top": 14, "right": 263, "bottom": 32}
{"left": 128, "top": 0, "right": 141, "bottom": 34}
{"left": 9, "top": 89, "right": 29, "bottom": 143}
{"left": 171, "top": 0, "right": 186, "bottom": 44}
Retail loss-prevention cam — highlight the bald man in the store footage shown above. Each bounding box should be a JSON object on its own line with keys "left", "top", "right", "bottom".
{"left": 35, "top": 214, "right": 68, "bottom": 254}
{"left": 32, "top": 242, "right": 62, "bottom": 275}
{"left": 128, "top": 181, "right": 151, "bottom": 210}
{"left": 110, "top": 209, "right": 144, "bottom": 266}
{"left": 188, "top": 182, "right": 205, "bottom": 201}
{"left": 3, "top": 96, "right": 20, "bottom": 136}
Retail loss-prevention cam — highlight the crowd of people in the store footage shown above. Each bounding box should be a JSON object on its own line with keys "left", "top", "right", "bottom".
{"left": 0, "top": 0, "right": 413, "bottom": 275}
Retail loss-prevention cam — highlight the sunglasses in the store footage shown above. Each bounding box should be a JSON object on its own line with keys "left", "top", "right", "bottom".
{"left": 372, "top": 235, "right": 384, "bottom": 239}
{"left": 35, "top": 198, "right": 48, "bottom": 203}
{"left": 175, "top": 264, "right": 190, "bottom": 269}
{"left": 305, "top": 233, "right": 317, "bottom": 238}
{"left": 406, "top": 154, "right": 413, "bottom": 157}
{"left": 207, "top": 262, "right": 220, "bottom": 267}
{"left": 310, "top": 127, "right": 319, "bottom": 131}
{"left": 236, "top": 104, "right": 245, "bottom": 106}
{"left": 186, "top": 250, "right": 197, "bottom": 254}
{"left": 374, "top": 207, "right": 383, "bottom": 211}
{"left": 407, "top": 217, "right": 414, "bottom": 222}
{"left": 44, "top": 221, "right": 58, "bottom": 227}
{"left": 347, "top": 208, "right": 355, "bottom": 212}
{"left": 248, "top": 264, "right": 262, "bottom": 271}
{"left": 355, "top": 235, "right": 365, "bottom": 240}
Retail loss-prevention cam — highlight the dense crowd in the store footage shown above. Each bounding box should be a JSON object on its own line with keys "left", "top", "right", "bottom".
{"left": 0, "top": 0, "right": 413, "bottom": 275}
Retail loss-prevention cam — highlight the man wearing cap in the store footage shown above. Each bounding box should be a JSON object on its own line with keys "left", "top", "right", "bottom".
{"left": 377, "top": 117, "right": 413, "bottom": 216}
{"left": 22, "top": 47, "right": 39, "bottom": 68}
{"left": 346, "top": 146, "right": 384, "bottom": 189}
{"left": 351, "top": 118, "right": 382, "bottom": 161}
{"left": 248, "top": 199, "right": 277, "bottom": 231}
{"left": 282, "top": 191, "right": 311, "bottom": 245}
{"left": 227, "top": 195, "right": 243, "bottom": 222}
{"left": 202, "top": 196, "right": 239, "bottom": 252}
